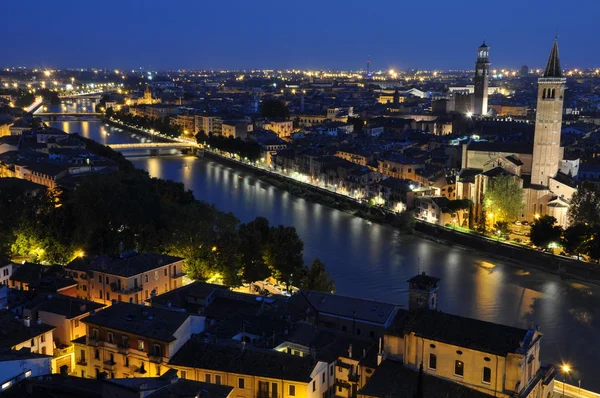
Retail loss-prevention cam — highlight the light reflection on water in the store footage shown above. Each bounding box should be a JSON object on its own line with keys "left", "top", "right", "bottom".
{"left": 46, "top": 115, "right": 600, "bottom": 391}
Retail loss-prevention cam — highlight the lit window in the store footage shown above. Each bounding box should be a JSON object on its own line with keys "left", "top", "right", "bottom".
{"left": 289, "top": 385, "right": 296, "bottom": 396}
{"left": 138, "top": 340, "right": 145, "bottom": 352}
{"left": 455, "top": 360, "right": 464, "bottom": 377}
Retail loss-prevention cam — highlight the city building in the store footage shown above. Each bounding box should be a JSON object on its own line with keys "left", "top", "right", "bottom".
{"left": 195, "top": 115, "right": 223, "bottom": 135}
{"left": 0, "top": 349, "right": 52, "bottom": 394}
{"left": 65, "top": 252, "right": 185, "bottom": 305}
{"left": 0, "top": 310, "right": 55, "bottom": 356}
{"left": 23, "top": 293, "right": 106, "bottom": 374}
{"left": 72, "top": 302, "right": 204, "bottom": 379}
{"left": 473, "top": 42, "right": 491, "bottom": 116}
{"left": 167, "top": 340, "right": 319, "bottom": 398}
{"left": 0, "top": 259, "right": 13, "bottom": 286}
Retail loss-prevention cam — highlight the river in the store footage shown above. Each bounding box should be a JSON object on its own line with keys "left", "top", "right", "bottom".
{"left": 43, "top": 100, "right": 599, "bottom": 390}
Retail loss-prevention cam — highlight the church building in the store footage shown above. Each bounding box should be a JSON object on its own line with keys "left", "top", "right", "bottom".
{"left": 457, "top": 39, "right": 577, "bottom": 228}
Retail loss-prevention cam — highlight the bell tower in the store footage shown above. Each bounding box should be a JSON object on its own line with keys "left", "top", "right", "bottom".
{"left": 407, "top": 272, "right": 440, "bottom": 311}
{"left": 531, "top": 39, "right": 566, "bottom": 187}
{"left": 473, "top": 42, "right": 490, "bottom": 116}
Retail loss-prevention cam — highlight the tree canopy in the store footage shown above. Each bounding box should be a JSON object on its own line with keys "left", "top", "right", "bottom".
{"left": 483, "top": 175, "right": 524, "bottom": 222}
{"left": 529, "top": 215, "right": 563, "bottom": 251}
{"left": 301, "top": 258, "right": 335, "bottom": 293}
{"left": 568, "top": 183, "right": 600, "bottom": 227}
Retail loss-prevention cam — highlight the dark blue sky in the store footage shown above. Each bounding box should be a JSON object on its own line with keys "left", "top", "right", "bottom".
{"left": 3, "top": 0, "right": 599, "bottom": 70}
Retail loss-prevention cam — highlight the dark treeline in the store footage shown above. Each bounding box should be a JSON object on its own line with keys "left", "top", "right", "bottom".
{"left": 0, "top": 138, "right": 334, "bottom": 291}
{"left": 196, "top": 131, "right": 262, "bottom": 162}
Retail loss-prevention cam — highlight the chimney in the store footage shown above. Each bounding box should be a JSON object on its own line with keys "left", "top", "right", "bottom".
{"left": 377, "top": 337, "right": 383, "bottom": 366}
{"left": 348, "top": 344, "right": 352, "bottom": 359}
{"left": 24, "top": 316, "right": 31, "bottom": 327}
{"left": 37, "top": 318, "right": 42, "bottom": 325}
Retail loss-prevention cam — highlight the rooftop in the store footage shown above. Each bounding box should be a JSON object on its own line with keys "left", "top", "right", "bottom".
{"left": 0, "top": 310, "right": 55, "bottom": 349}
{"left": 169, "top": 340, "right": 315, "bottom": 383}
{"left": 388, "top": 309, "right": 533, "bottom": 357}
{"left": 25, "top": 293, "right": 105, "bottom": 319}
{"left": 81, "top": 302, "right": 192, "bottom": 342}
{"left": 358, "top": 359, "right": 493, "bottom": 397}
{"left": 66, "top": 253, "right": 183, "bottom": 277}
{"left": 293, "top": 290, "right": 398, "bottom": 325}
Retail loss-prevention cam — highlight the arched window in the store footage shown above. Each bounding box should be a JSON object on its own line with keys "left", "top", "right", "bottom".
{"left": 542, "top": 89, "right": 546, "bottom": 99}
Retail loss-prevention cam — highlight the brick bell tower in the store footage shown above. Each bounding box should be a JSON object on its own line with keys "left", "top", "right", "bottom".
{"left": 473, "top": 41, "right": 490, "bottom": 116}
{"left": 531, "top": 38, "right": 566, "bottom": 187}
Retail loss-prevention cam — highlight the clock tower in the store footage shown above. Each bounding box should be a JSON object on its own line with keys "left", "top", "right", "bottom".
{"left": 473, "top": 42, "right": 490, "bottom": 116}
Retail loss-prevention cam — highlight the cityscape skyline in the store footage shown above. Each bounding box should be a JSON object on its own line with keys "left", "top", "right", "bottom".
{"left": 4, "top": 0, "right": 600, "bottom": 70}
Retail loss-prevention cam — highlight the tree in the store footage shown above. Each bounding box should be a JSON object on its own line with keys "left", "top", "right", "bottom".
{"left": 264, "top": 225, "right": 304, "bottom": 289}
{"left": 494, "top": 221, "right": 510, "bottom": 236}
{"left": 568, "top": 183, "right": 600, "bottom": 226}
{"left": 483, "top": 175, "right": 524, "bottom": 223}
{"left": 584, "top": 225, "right": 600, "bottom": 263}
{"left": 260, "top": 99, "right": 290, "bottom": 119}
{"left": 562, "top": 223, "right": 590, "bottom": 258}
{"left": 444, "top": 199, "right": 472, "bottom": 228}
{"left": 530, "top": 215, "right": 563, "bottom": 251}
{"left": 302, "top": 258, "right": 335, "bottom": 293}
{"left": 238, "top": 217, "right": 271, "bottom": 283}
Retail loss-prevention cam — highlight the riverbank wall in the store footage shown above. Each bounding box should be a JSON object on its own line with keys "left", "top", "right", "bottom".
{"left": 203, "top": 150, "right": 413, "bottom": 229}
{"left": 204, "top": 151, "right": 600, "bottom": 283}
{"left": 415, "top": 221, "right": 600, "bottom": 282}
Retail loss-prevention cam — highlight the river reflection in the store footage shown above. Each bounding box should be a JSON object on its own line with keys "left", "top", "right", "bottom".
{"left": 46, "top": 114, "right": 600, "bottom": 391}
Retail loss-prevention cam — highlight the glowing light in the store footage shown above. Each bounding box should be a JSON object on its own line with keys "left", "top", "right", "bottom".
{"left": 561, "top": 364, "right": 571, "bottom": 373}
{"left": 466, "top": 112, "right": 473, "bottom": 118}
{"left": 43, "top": 70, "right": 51, "bottom": 77}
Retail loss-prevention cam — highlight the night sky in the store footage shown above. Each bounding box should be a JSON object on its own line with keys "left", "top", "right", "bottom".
{"left": 4, "top": 0, "right": 599, "bottom": 70}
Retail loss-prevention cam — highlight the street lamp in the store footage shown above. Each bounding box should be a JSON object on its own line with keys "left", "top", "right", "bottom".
{"left": 561, "top": 363, "right": 571, "bottom": 398}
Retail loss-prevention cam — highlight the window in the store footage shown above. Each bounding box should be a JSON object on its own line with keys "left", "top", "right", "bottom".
{"left": 145, "top": 275, "right": 149, "bottom": 283}
{"left": 289, "top": 385, "right": 296, "bottom": 396}
{"left": 40, "top": 334, "right": 45, "bottom": 343}
{"left": 238, "top": 378, "right": 245, "bottom": 389}
{"left": 99, "top": 291, "right": 103, "bottom": 299}
{"left": 322, "top": 372, "right": 325, "bottom": 383}
{"left": 483, "top": 367, "right": 491, "bottom": 384}
{"left": 94, "top": 349, "right": 100, "bottom": 360}
{"left": 98, "top": 275, "right": 102, "bottom": 283}
{"left": 312, "top": 380, "right": 316, "bottom": 391}
{"left": 74, "top": 319, "right": 80, "bottom": 328}
{"left": 145, "top": 290, "right": 149, "bottom": 299}
{"left": 124, "top": 356, "right": 129, "bottom": 367}
{"left": 205, "top": 374, "right": 211, "bottom": 383}
{"left": 164, "top": 268, "right": 167, "bottom": 276}
{"left": 92, "top": 329, "right": 99, "bottom": 339}
{"left": 181, "top": 371, "right": 187, "bottom": 379}
{"left": 215, "top": 375, "right": 221, "bottom": 385}
{"left": 455, "top": 360, "right": 464, "bottom": 377}
{"left": 138, "top": 340, "right": 145, "bottom": 352}
{"left": 153, "top": 344, "right": 161, "bottom": 357}
{"left": 154, "top": 271, "right": 158, "bottom": 280}
{"left": 106, "top": 276, "right": 109, "bottom": 284}
{"left": 330, "top": 365, "right": 334, "bottom": 376}
{"left": 164, "top": 283, "right": 167, "bottom": 293}
{"left": 356, "top": 328, "right": 361, "bottom": 335}
{"left": 41, "top": 346, "right": 46, "bottom": 355}
{"left": 156, "top": 365, "right": 160, "bottom": 375}
{"left": 106, "top": 292, "right": 110, "bottom": 301}
{"left": 107, "top": 332, "right": 114, "bottom": 343}
{"left": 429, "top": 353, "right": 437, "bottom": 370}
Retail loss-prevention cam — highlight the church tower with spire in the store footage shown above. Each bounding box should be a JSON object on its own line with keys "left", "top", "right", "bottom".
{"left": 473, "top": 42, "right": 490, "bottom": 116}
{"left": 531, "top": 39, "right": 566, "bottom": 187}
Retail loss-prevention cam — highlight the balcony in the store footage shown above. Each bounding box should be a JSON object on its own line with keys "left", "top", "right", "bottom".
{"left": 53, "top": 345, "right": 74, "bottom": 358}
{"left": 348, "top": 373, "right": 360, "bottom": 383}
{"left": 118, "top": 344, "right": 130, "bottom": 355}
{"left": 110, "top": 282, "right": 143, "bottom": 295}
{"left": 148, "top": 354, "right": 162, "bottom": 364}
{"left": 76, "top": 358, "right": 87, "bottom": 366}
{"left": 86, "top": 337, "right": 99, "bottom": 346}
{"left": 103, "top": 360, "right": 117, "bottom": 371}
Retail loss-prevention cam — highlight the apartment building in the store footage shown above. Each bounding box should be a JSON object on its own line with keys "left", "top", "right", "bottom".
{"left": 72, "top": 302, "right": 204, "bottom": 380}
{"left": 65, "top": 253, "right": 185, "bottom": 305}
